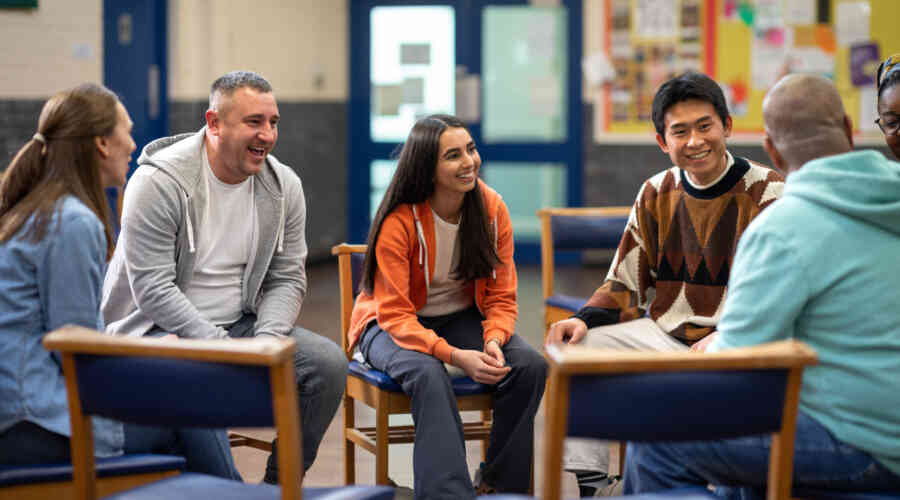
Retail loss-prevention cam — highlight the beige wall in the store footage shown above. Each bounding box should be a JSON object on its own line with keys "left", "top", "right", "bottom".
{"left": 0, "top": 0, "right": 103, "bottom": 98}
{"left": 169, "top": 0, "right": 347, "bottom": 101}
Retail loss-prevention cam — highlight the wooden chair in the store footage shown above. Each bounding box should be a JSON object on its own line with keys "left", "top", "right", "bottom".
{"left": 537, "top": 207, "right": 631, "bottom": 333}
{"left": 332, "top": 243, "right": 502, "bottom": 487}
{"left": 537, "top": 340, "right": 818, "bottom": 500}
{"left": 42, "top": 325, "right": 394, "bottom": 500}
{"left": 0, "top": 455, "right": 184, "bottom": 500}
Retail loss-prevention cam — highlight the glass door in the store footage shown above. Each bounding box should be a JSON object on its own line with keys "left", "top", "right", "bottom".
{"left": 349, "top": 0, "right": 582, "bottom": 261}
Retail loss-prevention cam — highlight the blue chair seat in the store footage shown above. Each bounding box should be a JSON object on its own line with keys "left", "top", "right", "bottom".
{"left": 792, "top": 488, "right": 900, "bottom": 499}
{"left": 477, "top": 486, "right": 714, "bottom": 499}
{"left": 103, "top": 473, "right": 394, "bottom": 500}
{"left": 545, "top": 294, "right": 588, "bottom": 312}
{"left": 0, "top": 454, "right": 185, "bottom": 487}
{"left": 348, "top": 360, "right": 491, "bottom": 396}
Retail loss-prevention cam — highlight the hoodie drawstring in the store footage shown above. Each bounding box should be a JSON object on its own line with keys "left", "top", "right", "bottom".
{"left": 276, "top": 196, "right": 285, "bottom": 253}
{"left": 412, "top": 205, "right": 430, "bottom": 290}
{"left": 492, "top": 217, "right": 497, "bottom": 280}
{"left": 185, "top": 194, "right": 196, "bottom": 253}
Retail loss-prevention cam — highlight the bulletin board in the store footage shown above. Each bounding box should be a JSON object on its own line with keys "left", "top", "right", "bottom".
{"left": 594, "top": 0, "right": 900, "bottom": 141}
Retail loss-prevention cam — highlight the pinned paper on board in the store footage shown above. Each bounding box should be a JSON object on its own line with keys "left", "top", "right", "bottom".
{"left": 835, "top": 2, "right": 870, "bottom": 47}
{"left": 859, "top": 86, "right": 879, "bottom": 132}
{"left": 849, "top": 43, "right": 880, "bottom": 87}
{"left": 785, "top": 0, "right": 816, "bottom": 26}
{"left": 634, "top": 0, "right": 678, "bottom": 38}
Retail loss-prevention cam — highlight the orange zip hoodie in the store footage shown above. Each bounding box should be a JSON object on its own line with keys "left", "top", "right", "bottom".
{"left": 347, "top": 183, "right": 518, "bottom": 364}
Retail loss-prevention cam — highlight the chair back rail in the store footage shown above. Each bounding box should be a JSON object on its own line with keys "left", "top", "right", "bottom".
{"left": 542, "top": 340, "right": 817, "bottom": 500}
{"left": 43, "top": 327, "right": 303, "bottom": 500}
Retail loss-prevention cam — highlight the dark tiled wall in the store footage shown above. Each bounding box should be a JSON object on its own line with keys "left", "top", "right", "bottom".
{"left": 3, "top": 98, "right": 895, "bottom": 260}
{"left": 169, "top": 100, "right": 347, "bottom": 262}
{"left": 0, "top": 100, "right": 44, "bottom": 169}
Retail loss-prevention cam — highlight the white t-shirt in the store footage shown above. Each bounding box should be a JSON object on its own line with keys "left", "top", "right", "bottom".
{"left": 183, "top": 146, "right": 258, "bottom": 325}
{"left": 417, "top": 209, "right": 474, "bottom": 317}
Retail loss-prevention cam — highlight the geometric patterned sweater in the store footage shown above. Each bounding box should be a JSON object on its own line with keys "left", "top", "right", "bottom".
{"left": 573, "top": 152, "right": 785, "bottom": 344}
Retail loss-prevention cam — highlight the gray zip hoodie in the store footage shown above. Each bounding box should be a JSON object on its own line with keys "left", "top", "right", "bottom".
{"left": 101, "top": 127, "right": 308, "bottom": 338}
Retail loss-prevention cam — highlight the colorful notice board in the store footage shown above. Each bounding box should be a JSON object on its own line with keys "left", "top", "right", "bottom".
{"left": 597, "top": 0, "right": 900, "bottom": 139}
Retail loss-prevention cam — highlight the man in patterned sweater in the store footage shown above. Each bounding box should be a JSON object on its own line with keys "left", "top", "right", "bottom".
{"left": 546, "top": 71, "right": 785, "bottom": 496}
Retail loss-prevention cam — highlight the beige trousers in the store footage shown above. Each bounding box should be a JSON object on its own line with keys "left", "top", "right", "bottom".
{"left": 562, "top": 318, "right": 689, "bottom": 473}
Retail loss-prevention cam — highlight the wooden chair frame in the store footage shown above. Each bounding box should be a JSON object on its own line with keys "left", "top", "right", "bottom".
{"left": 537, "top": 206, "right": 631, "bottom": 333}
{"left": 542, "top": 340, "right": 818, "bottom": 500}
{"left": 332, "top": 243, "right": 494, "bottom": 487}
{"left": 43, "top": 326, "right": 304, "bottom": 500}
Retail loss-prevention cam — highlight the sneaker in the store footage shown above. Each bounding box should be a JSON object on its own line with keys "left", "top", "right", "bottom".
{"left": 387, "top": 478, "right": 414, "bottom": 499}
{"left": 472, "top": 462, "right": 497, "bottom": 494}
{"left": 594, "top": 475, "right": 622, "bottom": 497}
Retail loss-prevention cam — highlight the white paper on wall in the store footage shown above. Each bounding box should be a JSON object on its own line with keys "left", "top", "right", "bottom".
{"left": 835, "top": 2, "right": 871, "bottom": 47}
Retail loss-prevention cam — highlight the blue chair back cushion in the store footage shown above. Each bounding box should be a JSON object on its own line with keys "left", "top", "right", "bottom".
{"left": 545, "top": 294, "right": 588, "bottom": 312}
{"left": 351, "top": 252, "right": 365, "bottom": 298}
{"left": 348, "top": 360, "right": 491, "bottom": 396}
{"left": 567, "top": 369, "right": 788, "bottom": 441}
{"left": 0, "top": 454, "right": 185, "bottom": 487}
{"left": 75, "top": 355, "right": 274, "bottom": 427}
{"left": 551, "top": 215, "right": 628, "bottom": 250}
{"left": 102, "top": 473, "right": 395, "bottom": 500}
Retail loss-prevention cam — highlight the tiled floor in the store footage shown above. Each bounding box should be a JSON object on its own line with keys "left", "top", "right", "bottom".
{"left": 231, "top": 260, "right": 605, "bottom": 498}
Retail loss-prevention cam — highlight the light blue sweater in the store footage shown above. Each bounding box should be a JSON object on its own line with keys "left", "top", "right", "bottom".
{"left": 0, "top": 196, "right": 122, "bottom": 456}
{"left": 710, "top": 150, "right": 900, "bottom": 476}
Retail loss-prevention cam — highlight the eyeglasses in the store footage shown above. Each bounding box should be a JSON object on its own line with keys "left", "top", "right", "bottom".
{"left": 876, "top": 116, "right": 900, "bottom": 136}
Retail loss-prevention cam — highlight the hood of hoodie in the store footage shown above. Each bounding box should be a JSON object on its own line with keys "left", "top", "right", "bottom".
{"left": 136, "top": 130, "right": 202, "bottom": 190}
{"left": 786, "top": 150, "right": 900, "bottom": 236}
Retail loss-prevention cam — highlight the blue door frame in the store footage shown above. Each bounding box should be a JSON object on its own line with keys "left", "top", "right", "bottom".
{"left": 103, "top": 0, "right": 168, "bottom": 232}
{"left": 348, "top": 0, "right": 582, "bottom": 263}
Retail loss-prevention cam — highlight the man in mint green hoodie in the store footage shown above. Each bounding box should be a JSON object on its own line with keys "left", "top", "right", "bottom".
{"left": 625, "top": 74, "right": 900, "bottom": 497}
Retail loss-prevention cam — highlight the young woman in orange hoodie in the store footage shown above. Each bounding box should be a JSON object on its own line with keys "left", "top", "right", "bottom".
{"left": 349, "top": 114, "right": 546, "bottom": 498}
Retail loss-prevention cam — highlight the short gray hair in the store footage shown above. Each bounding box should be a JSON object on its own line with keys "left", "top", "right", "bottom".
{"left": 209, "top": 71, "right": 272, "bottom": 111}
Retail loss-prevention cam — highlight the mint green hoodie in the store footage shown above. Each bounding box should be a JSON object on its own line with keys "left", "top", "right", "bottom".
{"left": 711, "top": 150, "right": 900, "bottom": 475}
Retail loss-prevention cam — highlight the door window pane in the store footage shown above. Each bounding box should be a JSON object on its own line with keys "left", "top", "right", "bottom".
{"left": 371, "top": 6, "right": 455, "bottom": 142}
{"left": 370, "top": 160, "right": 398, "bottom": 219}
{"left": 482, "top": 163, "right": 566, "bottom": 241}
{"left": 482, "top": 6, "right": 567, "bottom": 142}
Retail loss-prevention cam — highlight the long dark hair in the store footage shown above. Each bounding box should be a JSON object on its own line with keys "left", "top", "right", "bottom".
{"left": 361, "top": 114, "right": 500, "bottom": 294}
{"left": 0, "top": 83, "right": 118, "bottom": 259}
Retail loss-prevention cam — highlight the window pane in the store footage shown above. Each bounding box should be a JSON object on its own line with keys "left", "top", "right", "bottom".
{"left": 371, "top": 6, "right": 455, "bottom": 142}
{"left": 481, "top": 163, "right": 567, "bottom": 241}
{"left": 482, "top": 6, "right": 567, "bottom": 142}
{"left": 370, "top": 159, "right": 398, "bottom": 219}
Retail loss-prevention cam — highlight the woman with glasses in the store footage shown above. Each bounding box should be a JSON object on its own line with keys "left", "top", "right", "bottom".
{"left": 876, "top": 54, "right": 900, "bottom": 159}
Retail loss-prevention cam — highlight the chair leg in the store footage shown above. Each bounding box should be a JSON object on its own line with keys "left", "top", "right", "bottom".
{"left": 375, "top": 391, "right": 390, "bottom": 485}
{"left": 343, "top": 394, "right": 355, "bottom": 485}
{"left": 480, "top": 409, "right": 490, "bottom": 463}
{"left": 608, "top": 441, "right": 627, "bottom": 477}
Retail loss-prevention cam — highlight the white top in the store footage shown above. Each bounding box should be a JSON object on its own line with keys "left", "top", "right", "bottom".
{"left": 417, "top": 208, "right": 474, "bottom": 317}
{"left": 183, "top": 145, "right": 258, "bottom": 325}
{"left": 682, "top": 151, "right": 735, "bottom": 190}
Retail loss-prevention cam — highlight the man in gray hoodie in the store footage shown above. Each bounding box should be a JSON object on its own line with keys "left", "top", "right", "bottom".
{"left": 102, "top": 71, "right": 347, "bottom": 483}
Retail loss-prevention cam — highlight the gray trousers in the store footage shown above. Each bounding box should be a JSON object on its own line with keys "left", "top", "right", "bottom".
{"left": 226, "top": 313, "right": 347, "bottom": 477}
{"left": 563, "top": 318, "right": 688, "bottom": 474}
{"left": 358, "top": 306, "right": 547, "bottom": 500}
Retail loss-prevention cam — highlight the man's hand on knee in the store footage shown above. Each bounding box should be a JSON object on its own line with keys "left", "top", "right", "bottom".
{"left": 546, "top": 318, "right": 588, "bottom": 346}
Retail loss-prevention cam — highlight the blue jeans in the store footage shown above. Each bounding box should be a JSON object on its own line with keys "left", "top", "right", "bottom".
{"left": 358, "top": 306, "right": 547, "bottom": 500}
{"left": 0, "top": 420, "right": 240, "bottom": 480}
{"left": 624, "top": 412, "right": 900, "bottom": 498}
{"left": 226, "top": 313, "right": 346, "bottom": 478}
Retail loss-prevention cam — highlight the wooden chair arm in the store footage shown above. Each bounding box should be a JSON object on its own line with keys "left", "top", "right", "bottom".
{"left": 545, "top": 339, "right": 818, "bottom": 374}
{"left": 43, "top": 326, "right": 296, "bottom": 366}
